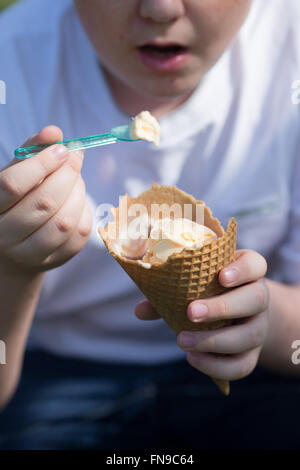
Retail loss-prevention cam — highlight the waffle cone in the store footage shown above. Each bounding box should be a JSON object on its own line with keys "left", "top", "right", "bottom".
{"left": 99, "top": 184, "right": 237, "bottom": 396}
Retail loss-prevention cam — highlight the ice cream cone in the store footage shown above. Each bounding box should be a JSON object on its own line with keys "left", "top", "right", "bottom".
{"left": 99, "top": 183, "right": 237, "bottom": 396}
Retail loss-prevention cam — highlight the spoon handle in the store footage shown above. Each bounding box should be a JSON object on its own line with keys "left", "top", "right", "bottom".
{"left": 14, "top": 132, "right": 117, "bottom": 159}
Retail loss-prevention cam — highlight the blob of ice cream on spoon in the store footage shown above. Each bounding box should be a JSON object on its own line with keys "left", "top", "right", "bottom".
{"left": 130, "top": 111, "right": 160, "bottom": 147}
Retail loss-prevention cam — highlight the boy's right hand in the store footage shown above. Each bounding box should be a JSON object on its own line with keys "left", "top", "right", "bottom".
{"left": 0, "top": 126, "right": 93, "bottom": 275}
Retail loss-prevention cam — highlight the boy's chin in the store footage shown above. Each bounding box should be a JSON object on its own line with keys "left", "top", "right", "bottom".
{"left": 134, "top": 75, "right": 201, "bottom": 101}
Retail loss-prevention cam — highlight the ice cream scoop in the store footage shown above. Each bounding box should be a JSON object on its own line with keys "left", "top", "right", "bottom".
{"left": 112, "top": 215, "right": 217, "bottom": 263}
{"left": 112, "top": 214, "right": 150, "bottom": 260}
{"left": 144, "top": 218, "right": 217, "bottom": 263}
{"left": 130, "top": 111, "right": 160, "bottom": 147}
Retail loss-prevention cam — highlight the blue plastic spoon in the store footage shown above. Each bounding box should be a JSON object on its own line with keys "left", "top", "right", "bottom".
{"left": 14, "top": 125, "right": 139, "bottom": 159}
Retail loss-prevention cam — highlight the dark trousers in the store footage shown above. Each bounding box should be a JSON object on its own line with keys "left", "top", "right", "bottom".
{"left": 0, "top": 350, "right": 299, "bottom": 450}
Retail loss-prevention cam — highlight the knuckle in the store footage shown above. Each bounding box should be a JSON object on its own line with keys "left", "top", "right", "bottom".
{"left": 0, "top": 173, "right": 22, "bottom": 198}
{"left": 35, "top": 193, "right": 57, "bottom": 214}
{"left": 78, "top": 222, "right": 91, "bottom": 238}
{"left": 78, "top": 206, "right": 92, "bottom": 238}
{"left": 54, "top": 215, "right": 75, "bottom": 234}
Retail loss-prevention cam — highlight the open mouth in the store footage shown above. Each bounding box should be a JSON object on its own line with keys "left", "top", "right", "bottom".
{"left": 138, "top": 43, "right": 189, "bottom": 71}
{"left": 139, "top": 44, "right": 187, "bottom": 58}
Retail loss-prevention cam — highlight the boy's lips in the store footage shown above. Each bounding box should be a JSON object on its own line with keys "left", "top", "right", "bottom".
{"left": 137, "top": 43, "right": 189, "bottom": 72}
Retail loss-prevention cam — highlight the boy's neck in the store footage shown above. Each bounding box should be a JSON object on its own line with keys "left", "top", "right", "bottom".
{"left": 102, "top": 66, "right": 194, "bottom": 119}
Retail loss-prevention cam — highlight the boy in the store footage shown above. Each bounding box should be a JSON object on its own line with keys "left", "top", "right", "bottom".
{"left": 0, "top": 0, "right": 299, "bottom": 449}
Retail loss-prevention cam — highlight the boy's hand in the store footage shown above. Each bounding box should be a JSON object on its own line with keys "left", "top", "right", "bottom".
{"left": 0, "top": 126, "right": 93, "bottom": 274}
{"left": 135, "top": 250, "right": 269, "bottom": 381}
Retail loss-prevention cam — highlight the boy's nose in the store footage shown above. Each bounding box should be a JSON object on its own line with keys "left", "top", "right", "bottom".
{"left": 139, "top": 0, "right": 185, "bottom": 23}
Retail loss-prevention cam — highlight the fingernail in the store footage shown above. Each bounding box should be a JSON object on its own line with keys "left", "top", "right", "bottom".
{"left": 222, "top": 267, "right": 239, "bottom": 285}
{"left": 51, "top": 144, "right": 68, "bottom": 160}
{"left": 178, "top": 332, "right": 196, "bottom": 349}
{"left": 135, "top": 301, "right": 149, "bottom": 315}
{"left": 190, "top": 303, "right": 208, "bottom": 321}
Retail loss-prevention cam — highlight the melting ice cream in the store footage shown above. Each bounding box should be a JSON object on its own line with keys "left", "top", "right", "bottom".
{"left": 144, "top": 218, "right": 217, "bottom": 263}
{"left": 115, "top": 216, "right": 217, "bottom": 264}
{"left": 130, "top": 111, "right": 160, "bottom": 147}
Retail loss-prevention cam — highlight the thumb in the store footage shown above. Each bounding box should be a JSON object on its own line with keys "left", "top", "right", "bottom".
{"left": 7, "top": 125, "right": 64, "bottom": 169}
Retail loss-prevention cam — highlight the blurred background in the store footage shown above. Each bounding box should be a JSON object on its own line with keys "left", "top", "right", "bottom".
{"left": 0, "top": 0, "right": 19, "bottom": 12}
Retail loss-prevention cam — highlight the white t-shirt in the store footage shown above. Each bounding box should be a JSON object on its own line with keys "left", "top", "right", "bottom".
{"left": 0, "top": 0, "right": 299, "bottom": 364}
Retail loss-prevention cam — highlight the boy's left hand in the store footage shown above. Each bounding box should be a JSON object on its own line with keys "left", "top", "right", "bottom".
{"left": 135, "top": 249, "right": 270, "bottom": 381}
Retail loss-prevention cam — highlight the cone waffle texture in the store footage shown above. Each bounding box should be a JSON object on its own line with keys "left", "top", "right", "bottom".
{"left": 99, "top": 184, "right": 237, "bottom": 395}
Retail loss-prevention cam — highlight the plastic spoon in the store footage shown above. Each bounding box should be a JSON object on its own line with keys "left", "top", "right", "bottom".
{"left": 14, "top": 125, "right": 139, "bottom": 160}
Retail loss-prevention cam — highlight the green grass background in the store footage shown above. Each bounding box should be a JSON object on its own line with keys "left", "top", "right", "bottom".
{"left": 0, "top": 0, "right": 19, "bottom": 11}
